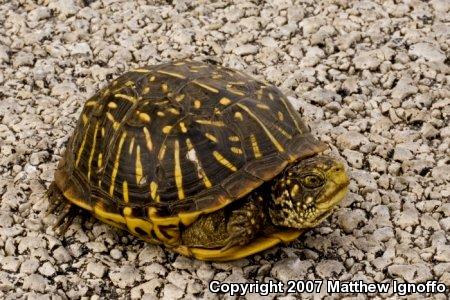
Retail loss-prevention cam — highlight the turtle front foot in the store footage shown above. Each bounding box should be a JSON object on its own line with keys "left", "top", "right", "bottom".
{"left": 223, "top": 194, "right": 265, "bottom": 251}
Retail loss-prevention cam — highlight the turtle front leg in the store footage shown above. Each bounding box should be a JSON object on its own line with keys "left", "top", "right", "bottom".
{"left": 223, "top": 194, "right": 265, "bottom": 250}
{"left": 181, "top": 192, "right": 266, "bottom": 249}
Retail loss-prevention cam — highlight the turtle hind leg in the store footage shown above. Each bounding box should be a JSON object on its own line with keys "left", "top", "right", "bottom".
{"left": 46, "top": 182, "right": 83, "bottom": 235}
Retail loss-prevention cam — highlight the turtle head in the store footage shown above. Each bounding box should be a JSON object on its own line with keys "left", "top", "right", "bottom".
{"left": 269, "top": 155, "right": 349, "bottom": 229}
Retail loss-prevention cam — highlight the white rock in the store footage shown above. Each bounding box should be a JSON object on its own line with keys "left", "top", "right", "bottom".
{"left": 409, "top": 43, "right": 446, "bottom": 62}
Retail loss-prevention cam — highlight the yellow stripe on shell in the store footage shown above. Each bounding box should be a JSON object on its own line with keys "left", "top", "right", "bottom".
{"left": 231, "top": 147, "right": 243, "bottom": 155}
{"left": 205, "top": 133, "right": 217, "bottom": 143}
{"left": 213, "top": 151, "right": 237, "bottom": 172}
{"left": 226, "top": 85, "right": 245, "bottom": 96}
{"left": 150, "top": 181, "right": 158, "bottom": 201}
{"left": 115, "top": 93, "right": 137, "bottom": 103}
{"left": 167, "top": 108, "right": 180, "bottom": 115}
{"left": 195, "top": 120, "right": 225, "bottom": 126}
{"left": 250, "top": 134, "right": 262, "bottom": 158}
{"left": 109, "top": 132, "right": 127, "bottom": 196}
{"left": 256, "top": 104, "right": 270, "bottom": 110}
{"left": 132, "top": 68, "right": 151, "bottom": 73}
{"left": 192, "top": 80, "right": 219, "bottom": 93}
{"left": 143, "top": 127, "right": 153, "bottom": 151}
{"left": 234, "top": 112, "right": 243, "bottom": 121}
{"left": 85, "top": 100, "right": 96, "bottom": 107}
{"left": 123, "top": 181, "right": 129, "bottom": 203}
{"left": 135, "top": 145, "right": 143, "bottom": 185}
{"left": 162, "top": 125, "right": 172, "bottom": 134}
{"left": 87, "top": 122, "right": 99, "bottom": 180}
{"left": 157, "top": 70, "right": 186, "bottom": 79}
{"left": 82, "top": 114, "right": 88, "bottom": 125}
{"left": 219, "top": 97, "right": 232, "bottom": 105}
{"left": 98, "top": 153, "right": 103, "bottom": 168}
{"left": 158, "top": 144, "right": 166, "bottom": 160}
{"left": 129, "top": 136, "right": 135, "bottom": 155}
{"left": 75, "top": 122, "right": 90, "bottom": 167}
{"left": 179, "top": 122, "right": 188, "bottom": 133}
{"left": 236, "top": 103, "right": 284, "bottom": 152}
{"left": 175, "top": 94, "right": 185, "bottom": 102}
{"left": 108, "top": 102, "right": 118, "bottom": 109}
{"left": 139, "top": 112, "right": 151, "bottom": 123}
{"left": 174, "top": 139, "right": 185, "bottom": 200}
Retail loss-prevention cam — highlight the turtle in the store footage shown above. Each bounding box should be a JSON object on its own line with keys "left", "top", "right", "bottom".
{"left": 48, "top": 59, "right": 349, "bottom": 261}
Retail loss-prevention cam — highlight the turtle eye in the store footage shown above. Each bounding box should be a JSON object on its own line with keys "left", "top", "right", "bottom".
{"left": 301, "top": 174, "right": 324, "bottom": 189}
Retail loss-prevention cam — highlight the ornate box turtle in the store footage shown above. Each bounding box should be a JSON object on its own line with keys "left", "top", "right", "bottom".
{"left": 48, "top": 60, "right": 349, "bottom": 261}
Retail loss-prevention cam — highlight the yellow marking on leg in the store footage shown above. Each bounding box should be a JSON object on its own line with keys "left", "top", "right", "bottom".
{"left": 123, "top": 181, "right": 129, "bottom": 203}
{"left": 143, "top": 87, "right": 150, "bottom": 94}
{"left": 87, "top": 122, "right": 99, "bottom": 180}
{"left": 135, "top": 145, "right": 143, "bottom": 184}
{"left": 85, "top": 100, "right": 96, "bottom": 107}
{"left": 101, "top": 127, "right": 105, "bottom": 137}
{"left": 143, "top": 127, "right": 153, "bottom": 151}
{"left": 98, "top": 153, "right": 103, "bottom": 168}
{"left": 162, "top": 125, "right": 172, "bottom": 134}
{"left": 186, "top": 138, "right": 212, "bottom": 188}
{"left": 195, "top": 120, "right": 225, "bottom": 126}
{"left": 231, "top": 147, "right": 243, "bottom": 155}
{"left": 157, "top": 70, "right": 186, "bottom": 79}
{"left": 123, "top": 206, "right": 132, "bottom": 216}
{"left": 161, "top": 83, "right": 168, "bottom": 93}
{"left": 234, "top": 112, "right": 243, "bottom": 121}
{"left": 219, "top": 97, "right": 231, "bottom": 105}
{"left": 139, "top": 112, "right": 151, "bottom": 123}
{"left": 212, "top": 74, "right": 222, "bottom": 79}
{"left": 115, "top": 93, "right": 137, "bottom": 103}
{"left": 194, "top": 100, "right": 201, "bottom": 109}
{"left": 82, "top": 114, "right": 88, "bottom": 125}
{"left": 109, "top": 132, "right": 127, "bottom": 196}
{"left": 108, "top": 102, "right": 118, "bottom": 109}
{"left": 213, "top": 151, "right": 237, "bottom": 172}
{"left": 237, "top": 103, "right": 284, "bottom": 152}
{"left": 174, "top": 139, "right": 185, "bottom": 200}
{"left": 129, "top": 136, "right": 135, "bottom": 155}
{"left": 179, "top": 122, "right": 188, "bottom": 133}
{"left": 150, "top": 181, "right": 158, "bottom": 201}
{"left": 75, "top": 123, "right": 90, "bottom": 167}
{"left": 250, "top": 134, "right": 262, "bottom": 158}
{"left": 158, "top": 144, "right": 166, "bottom": 160}
{"left": 149, "top": 75, "right": 156, "bottom": 81}
{"left": 229, "top": 136, "right": 240, "bottom": 142}
{"left": 205, "top": 133, "right": 217, "bottom": 143}
{"left": 133, "top": 68, "right": 151, "bottom": 73}
{"left": 269, "top": 92, "right": 274, "bottom": 100}
{"left": 192, "top": 80, "right": 219, "bottom": 93}
{"left": 157, "top": 111, "right": 165, "bottom": 117}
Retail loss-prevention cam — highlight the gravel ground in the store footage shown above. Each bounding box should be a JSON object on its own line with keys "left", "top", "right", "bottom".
{"left": 0, "top": 0, "right": 449, "bottom": 299}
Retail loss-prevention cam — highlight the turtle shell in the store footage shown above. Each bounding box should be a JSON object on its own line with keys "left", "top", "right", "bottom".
{"left": 54, "top": 59, "right": 327, "bottom": 246}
